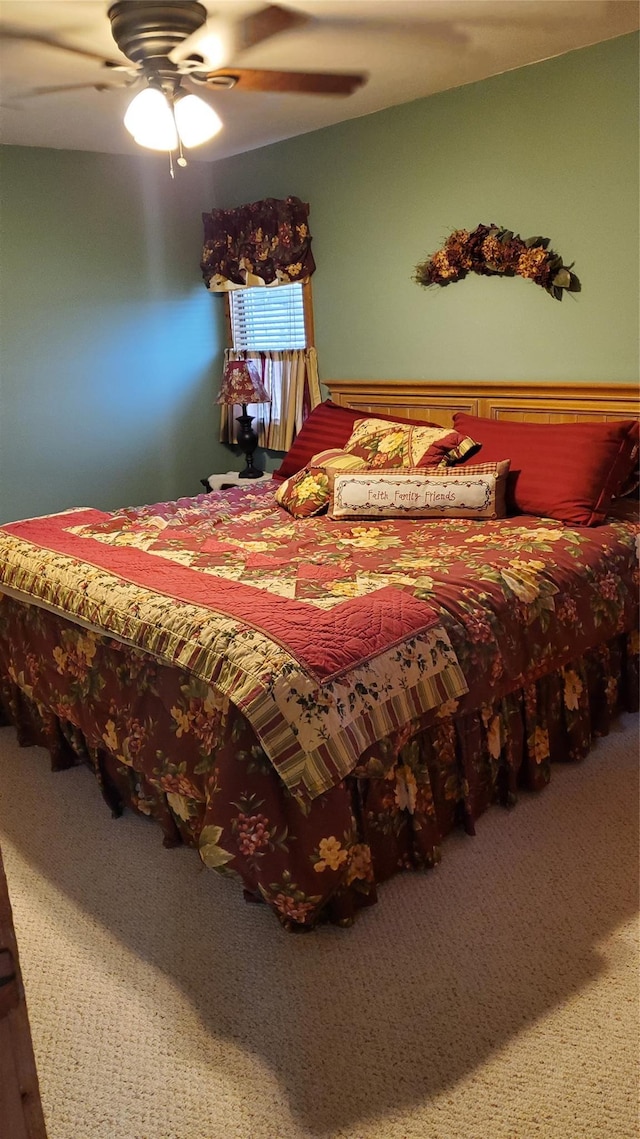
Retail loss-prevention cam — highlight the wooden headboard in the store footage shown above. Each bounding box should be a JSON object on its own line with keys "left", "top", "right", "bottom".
{"left": 326, "top": 380, "right": 640, "bottom": 426}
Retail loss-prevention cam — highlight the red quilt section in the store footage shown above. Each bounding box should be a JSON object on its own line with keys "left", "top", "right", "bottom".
{"left": 4, "top": 510, "right": 440, "bottom": 683}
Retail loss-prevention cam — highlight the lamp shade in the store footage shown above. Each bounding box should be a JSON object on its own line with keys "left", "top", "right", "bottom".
{"left": 124, "top": 87, "right": 178, "bottom": 151}
{"left": 174, "top": 94, "right": 222, "bottom": 148}
{"left": 124, "top": 88, "right": 222, "bottom": 152}
{"left": 216, "top": 360, "right": 270, "bottom": 405}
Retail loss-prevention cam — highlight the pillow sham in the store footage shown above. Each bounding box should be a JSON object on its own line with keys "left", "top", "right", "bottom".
{"left": 453, "top": 413, "right": 639, "bottom": 526}
{"left": 615, "top": 420, "right": 639, "bottom": 498}
{"left": 342, "top": 417, "right": 480, "bottom": 470}
{"left": 272, "top": 401, "right": 443, "bottom": 482}
{"left": 606, "top": 494, "right": 640, "bottom": 523}
{"left": 330, "top": 461, "right": 511, "bottom": 521}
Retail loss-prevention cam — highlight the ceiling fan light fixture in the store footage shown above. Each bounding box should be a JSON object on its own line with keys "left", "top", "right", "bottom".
{"left": 174, "top": 93, "right": 222, "bottom": 147}
{"left": 124, "top": 86, "right": 177, "bottom": 150}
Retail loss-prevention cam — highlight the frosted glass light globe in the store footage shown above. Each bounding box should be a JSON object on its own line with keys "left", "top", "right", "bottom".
{"left": 124, "top": 88, "right": 178, "bottom": 151}
{"left": 174, "top": 94, "right": 222, "bottom": 148}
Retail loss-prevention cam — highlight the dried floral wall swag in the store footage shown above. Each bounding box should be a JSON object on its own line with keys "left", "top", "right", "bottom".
{"left": 414, "top": 224, "right": 581, "bottom": 301}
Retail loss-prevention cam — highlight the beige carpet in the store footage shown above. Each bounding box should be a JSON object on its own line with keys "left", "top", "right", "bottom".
{"left": 0, "top": 716, "right": 638, "bottom": 1139}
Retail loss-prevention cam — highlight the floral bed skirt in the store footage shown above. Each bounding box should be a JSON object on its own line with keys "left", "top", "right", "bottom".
{"left": 0, "top": 598, "right": 637, "bottom": 928}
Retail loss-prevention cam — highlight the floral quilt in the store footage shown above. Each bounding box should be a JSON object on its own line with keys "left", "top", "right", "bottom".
{"left": 0, "top": 487, "right": 637, "bottom": 928}
{"left": 0, "top": 486, "right": 468, "bottom": 802}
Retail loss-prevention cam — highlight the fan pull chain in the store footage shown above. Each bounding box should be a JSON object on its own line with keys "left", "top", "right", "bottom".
{"left": 168, "top": 105, "right": 187, "bottom": 175}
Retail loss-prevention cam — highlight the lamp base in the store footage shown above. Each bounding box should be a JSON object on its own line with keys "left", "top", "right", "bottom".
{"left": 238, "top": 463, "right": 264, "bottom": 480}
{"left": 236, "top": 408, "right": 263, "bottom": 479}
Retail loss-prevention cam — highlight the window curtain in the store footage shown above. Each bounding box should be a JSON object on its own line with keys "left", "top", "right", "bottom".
{"left": 201, "top": 197, "right": 315, "bottom": 292}
{"left": 219, "top": 348, "right": 321, "bottom": 453}
{"left": 204, "top": 197, "right": 320, "bottom": 452}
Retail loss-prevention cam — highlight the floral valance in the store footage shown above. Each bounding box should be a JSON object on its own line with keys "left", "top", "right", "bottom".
{"left": 201, "top": 196, "right": 315, "bottom": 292}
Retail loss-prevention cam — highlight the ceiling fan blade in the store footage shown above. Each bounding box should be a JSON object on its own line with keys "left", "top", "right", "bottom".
{"left": 204, "top": 68, "right": 366, "bottom": 96}
{"left": 169, "top": 4, "right": 308, "bottom": 68}
{"left": 0, "top": 25, "right": 126, "bottom": 69}
{"left": 303, "top": 13, "right": 468, "bottom": 49}
{"left": 20, "top": 83, "right": 123, "bottom": 98}
{"left": 235, "top": 5, "right": 309, "bottom": 53}
{"left": 167, "top": 15, "right": 233, "bottom": 69}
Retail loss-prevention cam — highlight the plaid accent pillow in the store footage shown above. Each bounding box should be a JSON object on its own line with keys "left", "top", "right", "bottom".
{"left": 343, "top": 417, "right": 480, "bottom": 470}
{"left": 308, "top": 447, "right": 368, "bottom": 487}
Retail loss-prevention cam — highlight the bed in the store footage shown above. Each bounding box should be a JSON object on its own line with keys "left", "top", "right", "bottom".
{"left": 0, "top": 380, "right": 638, "bottom": 929}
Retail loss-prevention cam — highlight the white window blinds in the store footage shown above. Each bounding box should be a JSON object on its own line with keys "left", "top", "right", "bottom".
{"left": 229, "top": 282, "right": 306, "bottom": 351}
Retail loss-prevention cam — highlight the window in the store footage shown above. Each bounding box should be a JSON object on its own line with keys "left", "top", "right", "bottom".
{"left": 220, "top": 279, "right": 320, "bottom": 451}
{"left": 227, "top": 280, "right": 314, "bottom": 351}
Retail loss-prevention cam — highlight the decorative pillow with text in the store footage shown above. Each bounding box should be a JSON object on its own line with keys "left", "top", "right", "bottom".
{"left": 330, "top": 461, "right": 511, "bottom": 521}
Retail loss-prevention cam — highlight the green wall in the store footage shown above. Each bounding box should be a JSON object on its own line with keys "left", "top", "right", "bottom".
{"left": 0, "top": 148, "right": 225, "bottom": 523}
{"left": 0, "top": 33, "right": 637, "bottom": 523}
{"left": 211, "top": 31, "right": 633, "bottom": 387}
{"left": 213, "top": 32, "right": 639, "bottom": 385}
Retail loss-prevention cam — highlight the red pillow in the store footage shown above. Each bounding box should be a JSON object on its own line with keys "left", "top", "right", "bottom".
{"left": 616, "top": 420, "right": 639, "bottom": 497}
{"left": 273, "top": 400, "right": 442, "bottom": 481}
{"left": 453, "top": 413, "right": 639, "bottom": 526}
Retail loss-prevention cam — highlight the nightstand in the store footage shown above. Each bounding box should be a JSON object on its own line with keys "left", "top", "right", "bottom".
{"left": 201, "top": 471, "right": 272, "bottom": 493}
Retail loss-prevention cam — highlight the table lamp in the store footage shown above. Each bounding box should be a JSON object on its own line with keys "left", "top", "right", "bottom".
{"left": 216, "top": 360, "right": 271, "bottom": 478}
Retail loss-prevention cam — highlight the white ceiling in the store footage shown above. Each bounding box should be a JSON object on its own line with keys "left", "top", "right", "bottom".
{"left": 0, "top": 1, "right": 638, "bottom": 161}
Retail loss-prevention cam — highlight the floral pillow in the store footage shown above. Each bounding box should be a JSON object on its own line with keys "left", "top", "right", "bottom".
{"left": 275, "top": 448, "right": 371, "bottom": 517}
{"left": 272, "top": 400, "right": 442, "bottom": 482}
{"left": 274, "top": 466, "right": 332, "bottom": 518}
{"left": 343, "top": 417, "right": 480, "bottom": 470}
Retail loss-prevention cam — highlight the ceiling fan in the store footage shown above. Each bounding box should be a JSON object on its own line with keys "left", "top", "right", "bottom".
{"left": 0, "top": 1, "right": 366, "bottom": 166}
